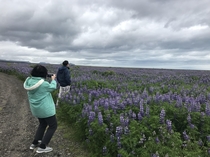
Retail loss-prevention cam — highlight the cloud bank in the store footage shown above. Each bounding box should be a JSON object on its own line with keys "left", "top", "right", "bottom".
{"left": 0, "top": 0, "right": 210, "bottom": 70}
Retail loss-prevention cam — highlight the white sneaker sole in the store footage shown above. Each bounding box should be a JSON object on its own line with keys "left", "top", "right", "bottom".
{"left": 36, "top": 148, "right": 53, "bottom": 153}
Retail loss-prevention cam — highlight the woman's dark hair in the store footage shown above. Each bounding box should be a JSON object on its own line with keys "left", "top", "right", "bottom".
{"left": 31, "top": 64, "right": 48, "bottom": 78}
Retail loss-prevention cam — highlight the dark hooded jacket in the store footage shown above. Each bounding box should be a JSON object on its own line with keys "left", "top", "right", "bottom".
{"left": 56, "top": 66, "right": 71, "bottom": 87}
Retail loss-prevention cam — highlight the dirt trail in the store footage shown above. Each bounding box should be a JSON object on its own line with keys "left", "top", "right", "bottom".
{"left": 0, "top": 73, "right": 77, "bottom": 157}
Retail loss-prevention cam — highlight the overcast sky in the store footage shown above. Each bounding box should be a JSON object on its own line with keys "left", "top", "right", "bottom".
{"left": 0, "top": 0, "right": 210, "bottom": 70}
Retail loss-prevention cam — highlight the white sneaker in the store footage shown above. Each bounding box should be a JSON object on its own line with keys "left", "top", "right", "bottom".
{"left": 29, "top": 140, "right": 42, "bottom": 150}
{"left": 36, "top": 146, "right": 53, "bottom": 153}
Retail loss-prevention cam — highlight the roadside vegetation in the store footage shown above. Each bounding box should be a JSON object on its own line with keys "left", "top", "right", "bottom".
{"left": 1, "top": 61, "right": 210, "bottom": 156}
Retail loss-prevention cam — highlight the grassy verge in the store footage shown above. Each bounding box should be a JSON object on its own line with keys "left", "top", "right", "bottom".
{"left": 56, "top": 121, "right": 90, "bottom": 157}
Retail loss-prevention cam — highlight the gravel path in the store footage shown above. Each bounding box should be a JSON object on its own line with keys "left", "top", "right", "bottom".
{"left": 0, "top": 73, "right": 87, "bottom": 157}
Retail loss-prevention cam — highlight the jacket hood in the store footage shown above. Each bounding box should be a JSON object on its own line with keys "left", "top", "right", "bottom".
{"left": 57, "top": 66, "right": 68, "bottom": 74}
{"left": 24, "top": 77, "right": 44, "bottom": 91}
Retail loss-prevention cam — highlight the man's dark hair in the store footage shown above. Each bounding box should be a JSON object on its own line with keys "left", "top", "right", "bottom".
{"left": 31, "top": 64, "right": 48, "bottom": 78}
{"left": 63, "top": 60, "right": 69, "bottom": 66}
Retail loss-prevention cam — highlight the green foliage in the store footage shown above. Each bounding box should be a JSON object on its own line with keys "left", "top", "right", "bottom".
{"left": 92, "top": 70, "right": 115, "bottom": 77}
{"left": 2, "top": 63, "right": 210, "bottom": 156}
{"left": 80, "top": 80, "right": 112, "bottom": 89}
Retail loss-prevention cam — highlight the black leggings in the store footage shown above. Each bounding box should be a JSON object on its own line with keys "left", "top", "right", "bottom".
{"left": 34, "top": 115, "right": 57, "bottom": 145}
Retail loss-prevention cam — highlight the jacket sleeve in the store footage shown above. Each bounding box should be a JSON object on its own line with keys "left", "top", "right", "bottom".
{"left": 43, "top": 80, "right": 57, "bottom": 92}
{"left": 56, "top": 70, "right": 60, "bottom": 83}
{"left": 64, "top": 68, "right": 71, "bottom": 85}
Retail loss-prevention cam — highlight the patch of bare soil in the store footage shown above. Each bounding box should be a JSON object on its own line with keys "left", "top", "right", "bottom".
{"left": 0, "top": 73, "right": 88, "bottom": 157}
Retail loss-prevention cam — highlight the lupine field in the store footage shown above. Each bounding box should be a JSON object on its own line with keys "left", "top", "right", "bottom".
{"left": 1, "top": 61, "right": 210, "bottom": 157}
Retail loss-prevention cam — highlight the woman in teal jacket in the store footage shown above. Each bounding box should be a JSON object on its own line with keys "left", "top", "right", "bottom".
{"left": 24, "top": 64, "right": 57, "bottom": 154}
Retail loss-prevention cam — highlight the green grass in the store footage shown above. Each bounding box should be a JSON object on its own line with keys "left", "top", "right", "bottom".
{"left": 56, "top": 121, "right": 91, "bottom": 157}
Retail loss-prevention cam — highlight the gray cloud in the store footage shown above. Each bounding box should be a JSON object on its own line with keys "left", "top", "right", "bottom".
{"left": 0, "top": 0, "right": 210, "bottom": 70}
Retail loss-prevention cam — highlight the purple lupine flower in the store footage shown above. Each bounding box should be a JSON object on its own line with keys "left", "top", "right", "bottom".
{"left": 128, "top": 109, "right": 133, "bottom": 118}
{"left": 139, "top": 134, "right": 146, "bottom": 144}
{"left": 175, "top": 97, "right": 182, "bottom": 108}
{"left": 138, "top": 112, "right": 143, "bottom": 121}
{"left": 206, "top": 103, "right": 210, "bottom": 116}
{"left": 124, "top": 126, "right": 129, "bottom": 135}
{"left": 207, "top": 135, "right": 210, "bottom": 142}
{"left": 110, "top": 123, "right": 114, "bottom": 132}
{"left": 190, "top": 123, "right": 195, "bottom": 129}
{"left": 155, "top": 137, "right": 160, "bottom": 143}
{"left": 88, "top": 111, "right": 96, "bottom": 125}
{"left": 145, "top": 106, "right": 149, "bottom": 116}
{"left": 98, "top": 112, "right": 103, "bottom": 125}
{"left": 149, "top": 86, "right": 154, "bottom": 93}
{"left": 159, "top": 109, "right": 165, "bottom": 124}
{"left": 201, "top": 112, "right": 205, "bottom": 118}
{"left": 94, "top": 104, "right": 99, "bottom": 113}
{"left": 102, "top": 146, "right": 107, "bottom": 155}
{"left": 139, "top": 101, "right": 144, "bottom": 116}
{"left": 195, "top": 102, "right": 201, "bottom": 112}
{"left": 110, "top": 134, "right": 114, "bottom": 142}
{"left": 124, "top": 117, "right": 129, "bottom": 126}
{"left": 106, "top": 113, "right": 110, "bottom": 121}
{"left": 116, "top": 126, "right": 123, "bottom": 137}
{"left": 120, "top": 114, "right": 125, "bottom": 126}
{"left": 117, "top": 141, "right": 122, "bottom": 149}
{"left": 187, "top": 114, "right": 191, "bottom": 123}
{"left": 166, "top": 119, "right": 172, "bottom": 132}
{"left": 132, "top": 112, "right": 137, "bottom": 120}
{"left": 89, "top": 128, "right": 93, "bottom": 135}
{"left": 183, "top": 131, "right": 190, "bottom": 141}
{"left": 88, "top": 94, "right": 92, "bottom": 102}
{"left": 105, "top": 128, "right": 109, "bottom": 134}
{"left": 208, "top": 149, "right": 210, "bottom": 155}
{"left": 198, "top": 139, "right": 203, "bottom": 147}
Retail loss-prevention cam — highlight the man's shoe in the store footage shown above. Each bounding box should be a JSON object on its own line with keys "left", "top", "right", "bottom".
{"left": 36, "top": 147, "right": 53, "bottom": 153}
{"left": 29, "top": 140, "right": 42, "bottom": 150}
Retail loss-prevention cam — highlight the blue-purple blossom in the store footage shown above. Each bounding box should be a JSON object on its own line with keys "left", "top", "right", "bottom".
{"left": 206, "top": 103, "right": 210, "bottom": 116}
{"left": 110, "top": 123, "right": 114, "bottom": 132}
{"left": 138, "top": 112, "right": 143, "bottom": 121}
{"left": 145, "top": 106, "right": 149, "bottom": 116}
{"left": 190, "top": 123, "right": 195, "bottom": 129}
{"left": 89, "top": 128, "right": 93, "bottom": 135}
{"left": 198, "top": 139, "right": 203, "bottom": 147}
{"left": 166, "top": 119, "right": 172, "bottom": 132}
{"left": 151, "top": 154, "right": 159, "bottom": 157}
{"left": 139, "top": 101, "right": 144, "bottom": 116}
{"left": 187, "top": 114, "right": 191, "bottom": 123}
{"left": 155, "top": 137, "right": 160, "bottom": 143}
{"left": 110, "top": 134, "right": 114, "bottom": 142}
{"left": 183, "top": 131, "right": 190, "bottom": 141}
{"left": 88, "top": 111, "right": 96, "bottom": 125}
{"left": 132, "top": 112, "right": 136, "bottom": 119}
{"left": 98, "top": 112, "right": 103, "bottom": 125}
{"left": 120, "top": 114, "right": 125, "bottom": 126}
{"left": 124, "top": 117, "right": 129, "bottom": 126}
{"left": 116, "top": 126, "right": 123, "bottom": 137}
{"left": 106, "top": 114, "right": 111, "bottom": 121}
{"left": 105, "top": 128, "right": 109, "bottom": 134}
{"left": 207, "top": 135, "right": 210, "bottom": 142}
{"left": 124, "top": 126, "right": 129, "bottom": 135}
{"left": 117, "top": 141, "right": 122, "bottom": 149}
{"left": 102, "top": 146, "right": 107, "bottom": 154}
{"left": 104, "top": 101, "right": 109, "bottom": 110}
{"left": 159, "top": 109, "right": 165, "bottom": 124}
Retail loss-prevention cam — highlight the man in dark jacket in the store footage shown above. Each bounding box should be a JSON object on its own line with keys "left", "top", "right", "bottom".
{"left": 56, "top": 60, "right": 71, "bottom": 106}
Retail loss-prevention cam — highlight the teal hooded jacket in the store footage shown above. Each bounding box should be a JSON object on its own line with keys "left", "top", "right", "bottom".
{"left": 23, "top": 77, "right": 57, "bottom": 118}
